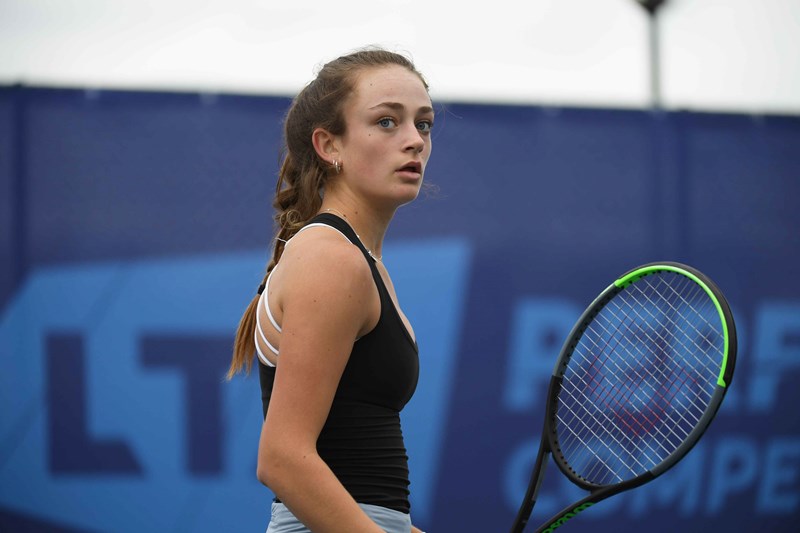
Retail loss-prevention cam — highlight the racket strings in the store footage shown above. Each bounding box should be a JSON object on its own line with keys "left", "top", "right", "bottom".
{"left": 574, "top": 277, "right": 708, "bottom": 453}
{"left": 558, "top": 313, "right": 683, "bottom": 474}
{"left": 554, "top": 272, "right": 725, "bottom": 486}
{"left": 557, "top": 349, "right": 678, "bottom": 482}
{"left": 563, "top": 330, "right": 690, "bottom": 454}
{"left": 563, "top": 274, "right": 721, "bottom": 475}
{"left": 600, "top": 274, "right": 720, "bottom": 410}
{"left": 556, "top": 385, "right": 661, "bottom": 481}
{"left": 624, "top": 275, "right": 721, "bottom": 380}
{"left": 574, "top": 276, "right": 717, "bottom": 466}
{"left": 600, "top": 282, "right": 715, "bottom": 423}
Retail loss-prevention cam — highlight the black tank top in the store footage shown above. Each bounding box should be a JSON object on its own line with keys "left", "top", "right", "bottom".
{"left": 258, "top": 213, "right": 420, "bottom": 513}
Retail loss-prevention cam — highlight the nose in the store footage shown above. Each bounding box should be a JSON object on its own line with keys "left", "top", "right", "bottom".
{"left": 403, "top": 123, "right": 425, "bottom": 153}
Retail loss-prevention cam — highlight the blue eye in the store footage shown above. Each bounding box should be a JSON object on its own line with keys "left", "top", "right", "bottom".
{"left": 417, "top": 120, "right": 433, "bottom": 133}
{"left": 378, "top": 117, "right": 396, "bottom": 128}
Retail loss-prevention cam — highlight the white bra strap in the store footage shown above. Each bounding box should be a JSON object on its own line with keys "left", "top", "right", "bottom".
{"left": 261, "top": 268, "right": 282, "bottom": 333}
{"left": 254, "top": 267, "right": 279, "bottom": 367}
{"left": 254, "top": 222, "right": 352, "bottom": 367}
{"left": 255, "top": 302, "right": 280, "bottom": 354}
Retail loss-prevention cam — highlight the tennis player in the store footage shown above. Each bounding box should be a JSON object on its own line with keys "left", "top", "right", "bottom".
{"left": 228, "top": 48, "right": 433, "bottom": 533}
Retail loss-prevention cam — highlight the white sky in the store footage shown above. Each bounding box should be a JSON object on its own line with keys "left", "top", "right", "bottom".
{"left": 1, "top": 0, "right": 798, "bottom": 114}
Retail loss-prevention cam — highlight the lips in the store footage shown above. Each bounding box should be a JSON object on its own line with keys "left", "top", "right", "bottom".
{"left": 397, "top": 161, "right": 422, "bottom": 174}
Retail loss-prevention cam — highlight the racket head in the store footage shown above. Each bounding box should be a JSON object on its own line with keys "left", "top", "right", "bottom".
{"left": 546, "top": 261, "right": 737, "bottom": 492}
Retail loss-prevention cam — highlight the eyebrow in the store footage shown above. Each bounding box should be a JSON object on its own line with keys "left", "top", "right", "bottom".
{"left": 369, "top": 101, "right": 434, "bottom": 114}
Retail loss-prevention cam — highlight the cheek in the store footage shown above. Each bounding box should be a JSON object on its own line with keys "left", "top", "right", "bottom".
{"left": 344, "top": 132, "right": 391, "bottom": 172}
{"left": 349, "top": 145, "right": 384, "bottom": 176}
{"left": 361, "top": 140, "right": 389, "bottom": 163}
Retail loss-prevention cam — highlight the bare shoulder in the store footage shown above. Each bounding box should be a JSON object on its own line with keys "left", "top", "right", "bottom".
{"left": 274, "top": 224, "right": 377, "bottom": 339}
{"left": 283, "top": 225, "right": 369, "bottom": 274}
{"left": 277, "top": 225, "right": 374, "bottom": 302}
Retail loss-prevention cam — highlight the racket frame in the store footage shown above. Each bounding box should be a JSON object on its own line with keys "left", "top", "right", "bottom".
{"left": 510, "top": 262, "right": 737, "bottom": 533}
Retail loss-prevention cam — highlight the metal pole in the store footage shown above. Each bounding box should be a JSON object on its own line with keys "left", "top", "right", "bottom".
{"left": 634, "top": 0, "right": 668, "bottom": 110}
{"left": 648, "top": 9, "right": 661, "bottom": 109}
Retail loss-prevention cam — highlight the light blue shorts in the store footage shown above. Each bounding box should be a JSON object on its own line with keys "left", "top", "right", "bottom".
{"left": 266, "top": 501, "right": 413, "bottom": 533}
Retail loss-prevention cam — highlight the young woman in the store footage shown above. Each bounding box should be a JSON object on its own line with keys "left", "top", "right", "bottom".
{"left": 228, "top": 49, "right": 433, "bottom": 532}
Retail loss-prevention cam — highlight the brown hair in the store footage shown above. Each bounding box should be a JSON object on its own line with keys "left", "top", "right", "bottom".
{"left": 227, "top": 48, "right": 428, "bottom": 378}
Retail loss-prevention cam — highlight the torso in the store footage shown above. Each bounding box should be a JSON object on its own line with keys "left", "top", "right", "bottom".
{"left": 257, "top": 213, "right": 420, "bottom": 513}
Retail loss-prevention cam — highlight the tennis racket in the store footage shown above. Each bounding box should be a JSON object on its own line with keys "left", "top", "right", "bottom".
{"left": 509, "top": 262, "right": 737, "bottom": 533}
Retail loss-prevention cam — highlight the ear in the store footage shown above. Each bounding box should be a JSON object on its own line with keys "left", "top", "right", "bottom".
{"left": 311, "top": 127, "right": 339, "bottom": 165}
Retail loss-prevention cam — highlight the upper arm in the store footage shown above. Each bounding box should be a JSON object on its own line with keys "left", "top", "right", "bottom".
{"left": 259, "top": 236, "right": 376, "bottom": 456}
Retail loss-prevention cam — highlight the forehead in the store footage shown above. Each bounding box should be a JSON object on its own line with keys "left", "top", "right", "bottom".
{"left": 350, "top": 65, "right": 431, "bottom": 110}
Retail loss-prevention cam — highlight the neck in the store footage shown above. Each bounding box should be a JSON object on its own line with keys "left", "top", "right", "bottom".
{"left": 318, "top": 200, "right": 392, "bottom": 261}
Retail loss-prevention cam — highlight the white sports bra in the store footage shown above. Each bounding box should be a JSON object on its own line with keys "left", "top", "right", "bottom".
{"left": 254, "top": 223, "right": 351, "bottom": 367}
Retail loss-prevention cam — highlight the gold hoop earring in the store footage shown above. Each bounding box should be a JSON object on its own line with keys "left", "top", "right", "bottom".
{"left": 333, "top": 159, "right": 341, "bottom": 174}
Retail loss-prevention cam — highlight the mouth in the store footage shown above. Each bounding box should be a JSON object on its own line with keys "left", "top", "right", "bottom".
{"left": 397, "top": 161, "right": 422, "bottom": 176}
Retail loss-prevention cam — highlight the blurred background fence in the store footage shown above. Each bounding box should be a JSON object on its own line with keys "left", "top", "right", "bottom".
{"left": 1, "top": 85, "right": 798, "bottom": 531}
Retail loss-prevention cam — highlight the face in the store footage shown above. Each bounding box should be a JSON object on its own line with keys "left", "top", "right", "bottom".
{"left": 334, "top": 64, "right": 434, "bottom": 208}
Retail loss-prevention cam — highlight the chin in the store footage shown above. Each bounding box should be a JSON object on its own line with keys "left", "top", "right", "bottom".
{"left": 395, "top": 184, "right": 423, "bottom": 206}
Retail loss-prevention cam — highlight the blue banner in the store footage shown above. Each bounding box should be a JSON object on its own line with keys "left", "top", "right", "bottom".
{"left": 1, "top": 87, "right": 798, "bottom": 532}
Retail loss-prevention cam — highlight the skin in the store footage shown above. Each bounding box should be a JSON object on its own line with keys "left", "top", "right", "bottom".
{"left": 256, "top": 64, "right": 434, "bottom": 532}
